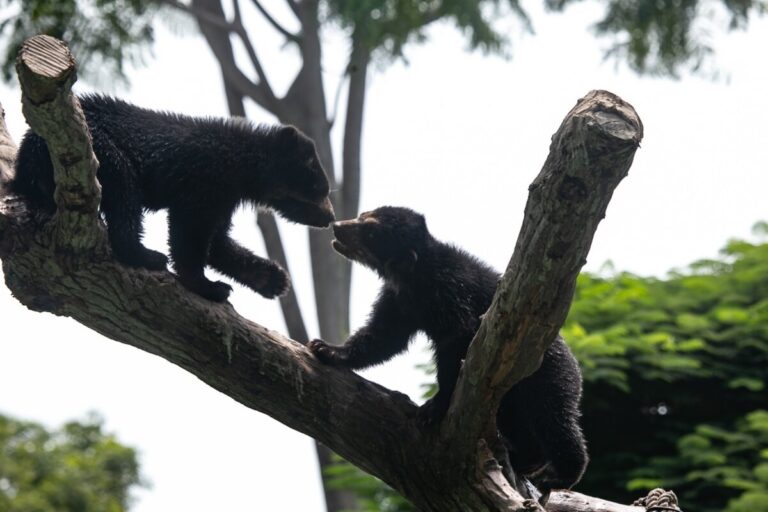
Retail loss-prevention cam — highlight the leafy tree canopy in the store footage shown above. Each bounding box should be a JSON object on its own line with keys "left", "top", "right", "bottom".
{"left": 0, "top": 412, "right": 144, "bottom": 512}
{"left": 0, "top": 0, "right": 158, "bottom": 83}
{"left": 324, "top": 0, "right": 531, "bottom": 59}
{"left": 569, "top": 223, "right": 768, "bottom": 510}
{"left": 0, "top": 0, "right": 764, "bottom": 83}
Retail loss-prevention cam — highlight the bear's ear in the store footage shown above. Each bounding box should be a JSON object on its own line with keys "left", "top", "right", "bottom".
{"left": 412, "top": 212, "right": 427, "bottom": 233}
{"left": 385, "top": 249, "right": 418, "bottom": 275}
{"left": 276, "top": 125, "right": 301, "bottom": 147}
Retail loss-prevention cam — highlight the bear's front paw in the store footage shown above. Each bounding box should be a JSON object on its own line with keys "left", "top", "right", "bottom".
{"left": 237, "top": 261, "right": 290, "bottom": 299}
{"left": 417, "top": 396, "right": 449, "bottom": 426}
{"left": 308, "top": 339, "right": 346, "bottom": 366}
{"left": 257, "top": 264, "right": 290, "bottom": 299}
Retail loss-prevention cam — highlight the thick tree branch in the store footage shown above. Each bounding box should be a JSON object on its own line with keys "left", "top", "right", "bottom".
{"left": 442, "top": 91, "right": 643, "bottom": 457}
{"left": 0, "top": 36, "right": 661, "bottom": 512}
{"left": 547, "top": 491, "right": 644, "bottom": 512}
{"left": 250, "top": 0, "right": 300, "bottom": 42}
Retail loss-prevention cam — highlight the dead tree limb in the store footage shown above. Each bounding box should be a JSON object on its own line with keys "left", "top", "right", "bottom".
{"left": 548, "top": 491, "right": 645, "bottom": 512}
{"left": 0, "top": 35, "right": 663, "bottom": 512}
{"left": 442, "top": 91, "right": 643, "bottom": 455}
{"left": 16, "top": 35, "right": 105, "bottom": 253}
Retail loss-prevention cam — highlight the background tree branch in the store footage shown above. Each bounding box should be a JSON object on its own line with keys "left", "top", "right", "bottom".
{"left": 230, "top": 0, "right": 281, "bottom": 104}
{"left": 0, "top": 35, "right": 661, "bottom": 512}
{"left": 182, "top": 0, "right": 283, "bottom": 116}
{"left": 250, "top": 0, "right": 301, "bottom": 42}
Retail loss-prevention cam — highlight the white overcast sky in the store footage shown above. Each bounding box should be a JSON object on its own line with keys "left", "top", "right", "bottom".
{"left": 1, "top": 1, "right": 767, "bottom": 511}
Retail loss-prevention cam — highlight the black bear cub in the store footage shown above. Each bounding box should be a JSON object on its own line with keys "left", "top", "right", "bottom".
{"left": 309, "top": 206, "right": 588, "bottom": 497}
{"left": 11, "top": 95, "right": 335, "bottom": 301}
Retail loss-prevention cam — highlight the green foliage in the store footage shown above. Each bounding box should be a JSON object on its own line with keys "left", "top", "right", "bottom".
{"left": 545, "top": 0, "right": 767, "bottom": 76}
{"left": 1, "top": 0, "right": 758, "bottom": 83}
{"left": 625, "top": 410, "right": 768, "bottom": 512}
{"left": 324, "top": 455, "right": 415, "bottom": 512}
{"left": 0, "top": 0, "right": 534, "bottom": 85}
{"left": 0, "top": 0, "right": 159, "bottom": 84}
{"left": 324, "top": 0, "right": 531, "bottom": 59}
{"left": 331, "top": 225, "right": 768, "bottom": 511}
{"left": 565, "top": 225, "right": 768, "bottom": 509}
{"left": 566, "top": 235, "right": 768, "bottom": 398}
{"left": 322, "top": 359, "right": 438, "bottom": 512}
{"left": 0, "top": 412, "right": 144, "bottom": 512}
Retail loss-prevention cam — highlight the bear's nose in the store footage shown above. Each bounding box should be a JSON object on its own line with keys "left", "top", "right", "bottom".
{"left": 333, "top": 219, "right": 357, "bottom": 229}
{"left": 321, "top": 197, "right": 335, "bottom": 220}
{"left": 332, "top": 219, "right": 359, "bottom": 238}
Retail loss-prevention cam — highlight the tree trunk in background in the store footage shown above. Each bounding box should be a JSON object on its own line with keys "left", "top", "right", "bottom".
{"left": 191, "top": 1, "right": 358, "bottom": 509}
{"left": 274, "top": 3, "right": 356, "bottom": 510}
{"left": 338, "top": 30, "right": 370, "bottom": 322}
{"left": 281, "top": 0, "right": 351, "bottom": 349}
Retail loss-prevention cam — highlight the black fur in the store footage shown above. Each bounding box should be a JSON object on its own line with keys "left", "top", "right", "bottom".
{"left": 11, "top": 95, "right": 335, "bottom": 301}
{"left": 308, "top": 206, "right": 588, "bottom": 497}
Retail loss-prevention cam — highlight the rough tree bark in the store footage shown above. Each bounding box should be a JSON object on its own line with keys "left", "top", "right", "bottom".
{"left": 0, "top": 35, "right": 674, "bottom": 512}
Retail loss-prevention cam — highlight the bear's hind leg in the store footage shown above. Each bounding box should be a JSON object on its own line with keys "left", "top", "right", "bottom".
{"left": 96, "top": 140, "right": 167, "bottom": 271}
{"left": 168, "top": 208, "right": 232, "bottom": 302}
{"left": 208, "top": 228, "right": 289, "bottom": 299}
{"left": 526, "top": 416, "right": 588, "bottom": 502}
{"left": 500, "top": 339, "right": 588, "bottom": 502}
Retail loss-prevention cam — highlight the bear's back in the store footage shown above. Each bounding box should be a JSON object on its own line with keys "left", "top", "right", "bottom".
{"left": 11, "top": 95, "right": 267, "bottom": 211}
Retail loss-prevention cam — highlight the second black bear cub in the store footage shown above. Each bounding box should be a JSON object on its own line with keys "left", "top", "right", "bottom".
{"left": 11, "top": 95, "right": 335, "bottom": 301}
{"left": 309, "top": 206, "right": 588, "bottom": 496}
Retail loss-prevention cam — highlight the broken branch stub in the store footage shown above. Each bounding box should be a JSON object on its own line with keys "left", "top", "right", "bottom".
{"left": 16, "top": 34, "right": 104, "bottom": 253}
{"left": 443, "top": 90, "right": 643, "bottom": 456}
